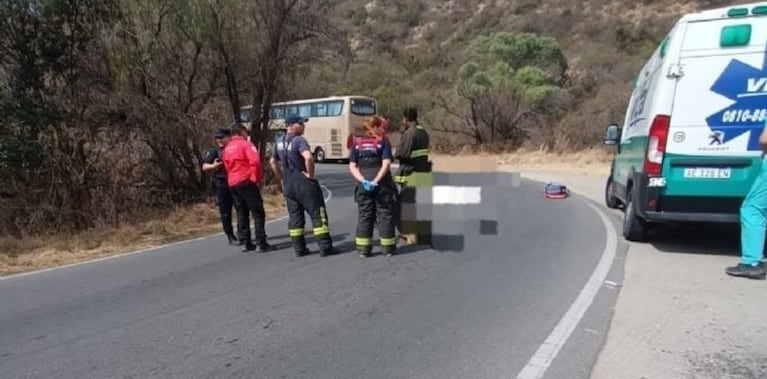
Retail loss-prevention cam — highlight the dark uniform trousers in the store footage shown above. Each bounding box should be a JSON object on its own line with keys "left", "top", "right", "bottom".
{"left": 394, "top": 125, "right": 432, "bottom": 235}
{"left": 355, "top": 177, "right": 398, "bottom": 254}
{"left": 283, "top": 170, "right": 333, "bottom": 253}
{"left": 213, "top": 178, "right": 248, "bottom": 240}
{"left": 230, "top": 181, "right": 267, "bottom": 246}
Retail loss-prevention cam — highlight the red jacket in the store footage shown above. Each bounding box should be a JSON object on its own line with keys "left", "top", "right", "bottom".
{"left": 222, "top": 136, "right": 262, "bottom": 187}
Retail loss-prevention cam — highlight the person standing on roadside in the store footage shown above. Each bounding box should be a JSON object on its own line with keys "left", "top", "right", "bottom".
{"left": 726, "top": 126, "right": 767, "bottom": 279}
{"left": 270, "top": 114, "right": 338, "bottom": 257}
{"left": 201, "top": 127, "right": 248, "bottom": 246}
{"left": 222, "top": 123, "right": 271, "bottom": 253}
{"left": 393, "top": 107, "right": 432, "bottom": 238}
{"left": 394, "top": 107, "right": 431, "bottom": 184}
{"left": 349, "top": 116, "right": 398, "bottom": 257}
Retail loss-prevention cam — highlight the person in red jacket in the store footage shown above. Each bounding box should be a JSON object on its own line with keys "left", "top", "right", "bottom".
{"left": 222, "top": 123, "right": 270, "bottom": 253}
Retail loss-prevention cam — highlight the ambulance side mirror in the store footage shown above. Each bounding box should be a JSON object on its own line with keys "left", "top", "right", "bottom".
{"left": 603, "top": 124, "right": 620, "bottom": 145}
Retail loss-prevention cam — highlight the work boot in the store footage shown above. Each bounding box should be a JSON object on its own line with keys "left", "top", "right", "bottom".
{"left": 358, "top": 247, "right": 372, "bottom": 258}
{"left": 383, "top": 248, "right": 397, "bottom": 257}
{"left": 320, "top": 247, "right": 339, "bottom": 257}
{"left": 242, "top": 241, "right": 256, "bottom": 253}
{"left": 725, "top": 262, "right": 766, "bottom": 279}
{"left": 254, "top": 241, "right": 271, "bottom": 253}
{"left": 295, "top": 248, "right": 311, "bottom": 257}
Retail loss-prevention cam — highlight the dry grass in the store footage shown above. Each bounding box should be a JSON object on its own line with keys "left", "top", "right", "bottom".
{"left": 431, "top": 147, "right": 612, "bottom": 176}
{"left": 0, "top": 192, "right": 286, "bottom": 277}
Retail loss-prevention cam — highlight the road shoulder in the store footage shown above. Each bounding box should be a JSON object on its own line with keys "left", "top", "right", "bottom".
{"left": 509, "top": 167, "right": 767, "bottom": 379}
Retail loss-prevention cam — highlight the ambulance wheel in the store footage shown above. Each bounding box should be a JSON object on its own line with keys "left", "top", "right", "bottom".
{"left": 314, "top": 147, "right": 325, "bottom": 163}
{"left": 605, "top": 175, "right": 620, "bottom": 209}
{"left": 622, "top": 190, "right": 648, "bottom": 242}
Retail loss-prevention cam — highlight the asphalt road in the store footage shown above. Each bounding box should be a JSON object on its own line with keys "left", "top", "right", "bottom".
{"left": 0, "top": 165, "right": 625, "bottom": 379}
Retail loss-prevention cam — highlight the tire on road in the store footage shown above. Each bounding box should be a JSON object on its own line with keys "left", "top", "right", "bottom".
{"left": 622, "top": 187, "right": 649, "bottom": 242}
{"left": 314, "top": 147, "right": 326, "bottom": 163}
{"left": 605, "top": 175, "right": 621, "bottom": 209}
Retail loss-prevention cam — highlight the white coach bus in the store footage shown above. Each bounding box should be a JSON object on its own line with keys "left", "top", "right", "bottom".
{"left": 242, "top": 95, "right": 377, "bottom": 163}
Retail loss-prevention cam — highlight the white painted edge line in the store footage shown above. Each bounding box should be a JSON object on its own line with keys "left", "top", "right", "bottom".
{"left": 515, "top": 200, "right": 618, "bottom": 379}
{"left": 0, "top": 185, "right": 333, "bottom": 282}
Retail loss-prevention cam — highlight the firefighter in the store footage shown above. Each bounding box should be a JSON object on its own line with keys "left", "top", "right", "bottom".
{"left": 269, "top": 114, "right": 338, "bottom": 257}
{"left": 201, "top": 127, "right": 247, "bottom": 245}
{"left": 222, "top": 123, "right": 271, "bottom": 253}
{"left": 394, "top": 106, "right": 431, "bottom": 183}
{"left": 393, "top": 107, "right": 432, "bottom": 240}
{"left": 349, "top": 116, "right": 398, "bottom": 257}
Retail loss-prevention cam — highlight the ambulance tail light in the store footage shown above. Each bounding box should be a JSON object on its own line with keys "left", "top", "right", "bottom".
{"left": 644, "top": 114, "right": 671, "bottom": 177}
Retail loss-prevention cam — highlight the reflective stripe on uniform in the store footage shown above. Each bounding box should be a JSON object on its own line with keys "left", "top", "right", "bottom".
{"left": 380, "top": 237, "right": 397, "bottom": 246}
{"left": 409, "top": 149, "right": 429, "bottom": 158}
{"left": 356, "top": 237, "right": 372, "bottom": 246}
{"left": 398, "top": 171, "right": 434, "bottom": 187}
{"left": 320, "top": 207, "right": 329, "bottom": 229}
{"left": 313, "top": 226, "right": 330, "bottom": 236}
{"left": 288, "top": 228, "right": 304, "bottom": 237}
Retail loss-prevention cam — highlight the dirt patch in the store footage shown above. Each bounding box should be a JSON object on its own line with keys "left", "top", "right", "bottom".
{"left": 0, "top": 192, "right": 286, "bottom": 277}
{"left": 685, "top": 351, "right": 767, "bottom": 379}
{"left": 431, "top": 148, "right": 612, "bottom": 176}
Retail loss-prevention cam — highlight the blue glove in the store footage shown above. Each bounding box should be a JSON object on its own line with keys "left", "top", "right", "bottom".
{"left": 362, "top": 180, "right": 377, "bottom": 192}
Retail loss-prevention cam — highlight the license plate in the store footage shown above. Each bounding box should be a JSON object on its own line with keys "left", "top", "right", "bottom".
{"left": 683, "top": 167, "right": 731, "bottom": 179}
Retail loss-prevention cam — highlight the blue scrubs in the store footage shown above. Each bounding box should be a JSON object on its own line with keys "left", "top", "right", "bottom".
{"left": 740, "top": 155, "right": 767, "bottom": 266}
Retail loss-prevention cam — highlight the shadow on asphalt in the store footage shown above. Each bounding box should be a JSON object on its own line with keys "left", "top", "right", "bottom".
{"left": 648, "top": 223, "right": 741, "bottom": 258}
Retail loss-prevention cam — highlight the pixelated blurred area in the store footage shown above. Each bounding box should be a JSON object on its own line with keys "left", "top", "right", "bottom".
{"left": 399, "top": 169, "right": 523, "bottom": 252}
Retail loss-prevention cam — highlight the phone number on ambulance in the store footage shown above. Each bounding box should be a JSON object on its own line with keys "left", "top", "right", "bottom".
{"left": 721, "top": 109, "right": 767, "bottom": 123}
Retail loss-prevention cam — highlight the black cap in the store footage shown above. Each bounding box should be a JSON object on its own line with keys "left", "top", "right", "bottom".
{"left": 214, "top": 128, "right": 231, "bottom": 138}
{"left": 285, "top": 114, "right": 309, "bottom": 125}
{"left": 403, "top": 107, "right": 418, "bottom": 122}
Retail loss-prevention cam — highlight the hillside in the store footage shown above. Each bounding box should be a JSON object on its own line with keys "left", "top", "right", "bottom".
{"left": 311, "top": 0, "right": 755, "bottom": 151}
{"left": 0, "top": 0, "right": 759, "bottom": 260}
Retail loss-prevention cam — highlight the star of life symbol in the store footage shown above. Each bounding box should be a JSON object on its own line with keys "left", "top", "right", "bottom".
{"left": 704, "top": 45, "right": 767, "bottom": 151}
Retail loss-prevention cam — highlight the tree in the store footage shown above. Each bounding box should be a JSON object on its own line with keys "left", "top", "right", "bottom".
{"left": 246, "top": 0, "right": 351, "bottom": 163}
{"left": 440, "top": 31, "right": 571, "bottom": 147}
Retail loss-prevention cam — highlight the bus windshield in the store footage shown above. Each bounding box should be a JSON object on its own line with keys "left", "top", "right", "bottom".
{"left": 350, "top": 99, "right": 376, "bottom": 116}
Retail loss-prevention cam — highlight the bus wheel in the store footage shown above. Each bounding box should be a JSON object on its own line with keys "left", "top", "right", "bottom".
{"left": 314, "top": 147, "right": 325, "bottom": 163}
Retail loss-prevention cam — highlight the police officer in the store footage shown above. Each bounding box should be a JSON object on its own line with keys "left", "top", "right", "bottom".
{"left": 393, "top": 107, "right": 431, "bottom": 236}
{"left": 269, "top": 114, "right": 338, "bottom": 257}
{"left": 201, "top": 127, "right": 247, "bottom": 245}
{"left": 349, "top": 116, "right": 398, "bottom": 257}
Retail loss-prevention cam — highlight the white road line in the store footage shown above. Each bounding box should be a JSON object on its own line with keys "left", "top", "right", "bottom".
{"left": 0, "top": 185, "right": 333, "bottom": 282}
{"left": 515, "top": 200, "right": 618, "bottom": 379}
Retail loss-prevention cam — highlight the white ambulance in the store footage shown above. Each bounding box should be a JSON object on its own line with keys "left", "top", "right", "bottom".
{"left": 602, "top": 2, "right": 767, "bottom": 241}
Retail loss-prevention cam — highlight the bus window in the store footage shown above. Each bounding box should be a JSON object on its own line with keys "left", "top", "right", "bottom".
{"left": 351, "top": 99, "right": 376, "bottom": 116}
{"left": 312, "top": 102, "right": 328, "bottom": 117}
{"left": 298, "top": 104, "right": 311, "bottom": 118}
{"left": 284, "top": 105, "right": 298, "bottom": 117}
{"left": 327, "top": 100, "right": 343, "bottom": 116}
